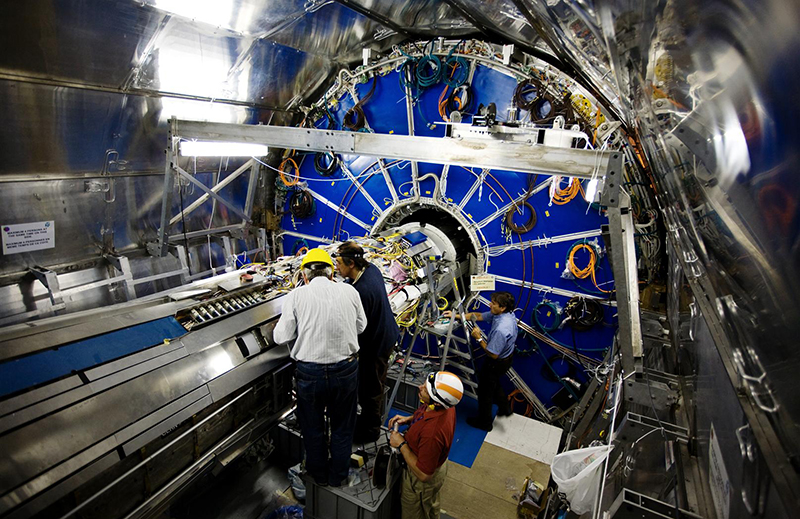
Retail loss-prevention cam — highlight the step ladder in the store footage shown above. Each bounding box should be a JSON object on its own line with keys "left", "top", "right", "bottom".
{"left": 435, "top": 272, "right": 479, "bottom": 400}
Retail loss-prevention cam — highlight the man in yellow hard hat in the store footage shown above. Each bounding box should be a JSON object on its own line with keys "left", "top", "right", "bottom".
{"left": 274, "top": 248, "right": 367, "bottom": 487}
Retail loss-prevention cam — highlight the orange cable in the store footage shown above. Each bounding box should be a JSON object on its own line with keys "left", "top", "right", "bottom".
{"left": 279, "top": 158, "right": 300, "bottom": 187}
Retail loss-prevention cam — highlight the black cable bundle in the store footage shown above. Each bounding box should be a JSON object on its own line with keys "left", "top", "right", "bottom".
{"left": 515, "top": 77, "right": 566, "bottom": 124}
{"left": 505, "top": 201, "right": 537, "bottom": 233}
{"left": 314, "top": 152, "right": 338, "bottom": 177}
{"left": 289, "top": 189, "right": 315, "bottom": 219}
{"left": 563, "top": 297, "right": 604, "bottom": 331}
{"left": 513, "top": 78, "right": 542, "bottom": 111}
{"left": 344, "top": 76, "right": 377, "bottom": 131}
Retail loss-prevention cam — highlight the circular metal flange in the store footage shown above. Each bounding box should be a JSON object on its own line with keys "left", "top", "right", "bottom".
{"left": 370, "top": 196, "right": 486, "bottom": 275}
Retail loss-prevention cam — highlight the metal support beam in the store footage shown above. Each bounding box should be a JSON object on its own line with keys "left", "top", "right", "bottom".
{"left": 174, "top": 166, "right": 252, "bottom": 223}
{"left": 402, "top": 84, "right": 420, "bottom": 194}
{"left": 151, "top": 139, "right": 178, "bottom": 257}
{"left": 615, "top": 412, "right": 688, "bottom": 443}
{"left": 242, "top": 160, "right": 260, "bottom": 222}
{"left": 105, "top": 254, "right": 136, "bottom": 301}
{"left": 304, "top": 187, "right": 372, "bottom": 231}
{"left": 29, "top": 266, "right": 65, "bottom": 314}
{"left": 340, "top": 162, "right": 382, "bottom": 214}
{"left": 171, "top": 120, "right": 620, "bottom": 179}
{"left": 608, "top": 488, "right": 701, "bottom": 519}
{"left": 486, "top": 228, "right": 603, "bottom": 254}
{"left": 490, "top": 273, "right": 614, "bottom": 303}
{"left": 507, "top": 368, "right": 552, "bottom": 422}
{"left": 458, "top": 172, "right": 484, "bottom": 210}
{"left": 167, "top": 160, "right": 254, "bottom": 227}
{"left": 276, "top": 230, "right": 334, "bottom": 245}
{"left": 168, "top": 224, "right": 247, "bottom": 242}
{"left": 606, "top": 192, "right": 643, "bottom": 374}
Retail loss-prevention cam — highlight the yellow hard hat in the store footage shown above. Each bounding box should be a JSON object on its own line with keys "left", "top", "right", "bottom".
{"left": 300, "top": 248, "right": 334, "bottom": 268}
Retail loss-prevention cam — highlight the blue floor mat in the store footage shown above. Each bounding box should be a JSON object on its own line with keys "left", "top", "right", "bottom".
{"left": 385, "top": 398, "right": 496, "bottom": 469}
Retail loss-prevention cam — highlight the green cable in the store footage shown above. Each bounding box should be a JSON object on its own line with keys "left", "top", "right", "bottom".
{"left": 533, "top": 301, "right": 562, "bottom": 332}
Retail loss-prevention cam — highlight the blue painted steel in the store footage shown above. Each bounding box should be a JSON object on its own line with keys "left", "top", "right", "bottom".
{"left": 282, "top": 63, "right": 617, "bottom": 408}
{"left": 0, "top": 317, "right": 187, "bottom": 398}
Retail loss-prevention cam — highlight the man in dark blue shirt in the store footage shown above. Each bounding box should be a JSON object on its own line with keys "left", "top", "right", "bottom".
{"left": 445, "top": 291, "right": 517, "bottom": 431}
{"left": 335, "top": 241, "right": 400, "bottom": 443}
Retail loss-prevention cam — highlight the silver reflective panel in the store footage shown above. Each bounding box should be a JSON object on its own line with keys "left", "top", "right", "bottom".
{"left": 336, "top": 0, "right": 475, "bottom": 34}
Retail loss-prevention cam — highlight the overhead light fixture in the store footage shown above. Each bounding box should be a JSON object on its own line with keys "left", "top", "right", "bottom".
{"left": 180, "top": 141, "right": 269, "bottom": 157}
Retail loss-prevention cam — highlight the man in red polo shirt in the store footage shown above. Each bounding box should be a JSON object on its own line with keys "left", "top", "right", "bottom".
{"left": 389, "top": 371, "right": 463, "bottom": 519}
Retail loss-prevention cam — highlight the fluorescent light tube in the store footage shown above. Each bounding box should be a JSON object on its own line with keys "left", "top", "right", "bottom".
{"left": 180, "top": 141, "right": 269, "bottom": 157}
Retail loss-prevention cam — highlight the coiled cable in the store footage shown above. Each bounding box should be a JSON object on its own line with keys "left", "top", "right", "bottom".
{"left": 314, "top": 152, "right": 338, "bottom": 177}
{"left": 505, "top": 201, "right": 537, "bottom": 233}
{"left": 563, "top": 297, "right": 604, "bottom": 331}
{"left": 443, "top": 55, "right": 469, "bottom": 87}
{"left": 416, "top": 54, "right": 442, "bottom": 88}
{"left": 514, "top": 78, "right": 543, "bottom": 111}
{"left": 344, "top": 76, "right": 377, "bottom": 131}
{"left": 279, "top": 157, "right": 300, "bottom": 187}
{"left": 289, "top": 190, "right": 315, "bottom": 219}
{"left": 566, "top": 240, "right": 612, "bottom": 293}
{"left": 533, "top": 300, "right": 562, "bottom": 332}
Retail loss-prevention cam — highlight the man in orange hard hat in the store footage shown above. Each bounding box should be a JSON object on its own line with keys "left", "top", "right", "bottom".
{"left": 389, "top": 371, "right": 463, "bottom": 519}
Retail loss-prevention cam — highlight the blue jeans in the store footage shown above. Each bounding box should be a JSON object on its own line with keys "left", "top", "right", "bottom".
{"left": 295, "top": 356, "right": 359, "bottom": 486}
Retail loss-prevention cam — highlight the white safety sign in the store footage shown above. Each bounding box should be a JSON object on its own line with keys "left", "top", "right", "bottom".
{"left": 470, "top": 274, "right": 496, "bottom": 292}
{"left": 2, "top": 221, "right": 55, "bottom": 255}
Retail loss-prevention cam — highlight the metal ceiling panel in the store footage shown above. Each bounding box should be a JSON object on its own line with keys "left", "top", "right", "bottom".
{"left": 445, "top": 0, "right": 547, "bottom": 52}
{"left": 244, "top": 39, "right": 339, "bottom": 108}
{"left": 336, "top": 0, "right": 475, "bottom": 35}
{"left": 0, "top": 80, "right": 264, "bottom": 176}
{"left": 446, "top": 0, "right": 625, "bottom": 118}
{"left": 130, "top": 17, "right": 254, "bottom": 101}
{"left": 0, "top": 1, "right": 161, "bottom": 87}
{"left": 264, "top": 2, "right": 404, "bottom": 63}
{"left": 139, "top": 0, "right": 312, "bottom": 38}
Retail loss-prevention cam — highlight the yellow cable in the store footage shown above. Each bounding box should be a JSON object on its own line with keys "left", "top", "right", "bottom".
{"left": 552, "top": 177, "right": 580, "bottom": 205}
{"left": 568, "top": 243, "right": 613, "bottom": 293}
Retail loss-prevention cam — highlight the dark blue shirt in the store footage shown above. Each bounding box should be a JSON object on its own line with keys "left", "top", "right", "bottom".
{"left": 480, "top": 311, "right": 517, "bottom": 359}
{"left": 350, "top": 264, "right": 400, "bottom": 358}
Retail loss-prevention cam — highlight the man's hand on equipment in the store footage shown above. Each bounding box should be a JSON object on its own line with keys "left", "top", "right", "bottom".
{"left": 442, "top": 310, "right": 455, "bottom": 319}
{"left": 470, "top": 327, "right": 482, "bottom": 340}
{"left": 389, "top": 431, "right": 405, "bottom": 448}
{"left": 388, "top": 414, "right": 412, "bottom": 429}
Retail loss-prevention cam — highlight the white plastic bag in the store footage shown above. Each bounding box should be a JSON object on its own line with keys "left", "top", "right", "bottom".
{"left": 550, "top": 445, "right": 610, "bottom": 514}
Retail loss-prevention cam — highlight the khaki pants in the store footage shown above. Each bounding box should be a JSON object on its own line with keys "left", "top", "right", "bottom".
{"left": 401, "top": 463, "right": 447, "bottom": 519}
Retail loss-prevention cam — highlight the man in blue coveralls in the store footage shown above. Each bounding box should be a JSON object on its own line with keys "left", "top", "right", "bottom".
{"left": 335, "top": 241, "right": 400, "bottom": 443}
{"left": 444, "top": 291, "right": 517, "bottom": 431}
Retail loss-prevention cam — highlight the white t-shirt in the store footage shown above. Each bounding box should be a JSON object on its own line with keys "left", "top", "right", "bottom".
{"left": 273, "top": 276, "right": 367, "bottom": 363}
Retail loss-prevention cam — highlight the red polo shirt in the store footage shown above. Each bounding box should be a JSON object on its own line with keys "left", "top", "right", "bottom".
{"left": 404, "top": 405, "right": 456, "bottom": 475}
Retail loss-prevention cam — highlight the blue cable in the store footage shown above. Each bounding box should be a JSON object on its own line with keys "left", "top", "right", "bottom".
{"left": 534, "top": 301, "right": 562, "bottom": 332}
{"left": 416, "top": 54, "right": 442, "bottom": 88}
{"left": 443, "top": 55, "right": 469, "bottom": 87}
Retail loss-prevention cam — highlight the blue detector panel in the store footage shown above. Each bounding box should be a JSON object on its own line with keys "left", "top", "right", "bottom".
{"left": 284, "top": 63, "right": 618, "bottom": 402}
{"left": 0, "top": 317, "right": 187, "bottom": 399}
